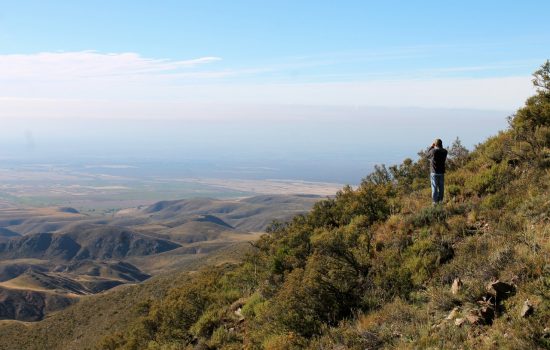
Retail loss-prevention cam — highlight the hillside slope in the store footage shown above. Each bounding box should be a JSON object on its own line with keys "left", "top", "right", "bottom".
{"left": 91, "top": 63, "right": 549, "bottom": 350}
{"left": 0, "top": 286, "right": 77, "bottom": 321}
{"left": 0, "top": 227, "right": 181, "bottom": 261}
{"left": 138, "top": 194, "right": 321, "bottom": 232}
{"left": 0, "top": 242, "right": 255, "bottom": 350}
{"left": 1, "top": 63, "right": 549, "bottom": 349}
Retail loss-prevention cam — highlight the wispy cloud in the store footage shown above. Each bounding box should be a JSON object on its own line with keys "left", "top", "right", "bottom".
{"left": 0, "top": 50, "right": 538, "bottom": 120}
{"left": 0, "top": 51, "right": 221, "bottom": 80}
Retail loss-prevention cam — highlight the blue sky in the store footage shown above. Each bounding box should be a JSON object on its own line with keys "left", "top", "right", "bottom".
{"left": 0, "top": 1, "right": 549, "bottom": 183}
{"left": 2, "top": 1, "right": 548, "bottom": 64}
{"left": 0, "top": 1, "right": 548, "bottom": 119}
{"left": 2, "top": 1, "right": 548, "bottom": 78}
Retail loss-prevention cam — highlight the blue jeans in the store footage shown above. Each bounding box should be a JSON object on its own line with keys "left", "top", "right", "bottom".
{"left": 430, "top": 173, "right": 444, "bottom": 203}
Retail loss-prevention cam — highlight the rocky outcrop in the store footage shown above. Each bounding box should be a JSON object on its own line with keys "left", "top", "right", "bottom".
{"left": 451, "top": 277, "right": 462, "bottom": 295}
{"left": 520, "top": 299, "right": 534, "bottom": 318}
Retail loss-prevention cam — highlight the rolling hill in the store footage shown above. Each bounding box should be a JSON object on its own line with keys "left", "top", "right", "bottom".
{"left": 0, "top": 242, "right": 256, "bottom": 350}
{"left": 0, "top": 227, "right": 181, "bottom": 261}
{"left": 138, "top": 194, "right": 321, "bottom": 231}
{"left": 0, "top": 194, "right": 319, "bottom": 322}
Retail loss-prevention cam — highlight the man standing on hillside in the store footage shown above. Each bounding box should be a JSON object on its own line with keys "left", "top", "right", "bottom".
{"left": 427, "top": 139, "right": 448, "bottom": 204}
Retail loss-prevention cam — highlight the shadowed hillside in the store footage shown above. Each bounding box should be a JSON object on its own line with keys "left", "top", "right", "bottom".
{"left": 0, "top": 227, "right": 181, "bottom": 261}
{"left": 0, "top": 228, "right": 20, "bottom": 240}
{"left": 0, "top": 286, "right": 77, "bottom": 321}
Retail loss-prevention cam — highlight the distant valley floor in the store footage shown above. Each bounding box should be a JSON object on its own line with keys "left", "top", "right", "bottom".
{"left": 0, "top": 163, "right": 341, "bottom": 213}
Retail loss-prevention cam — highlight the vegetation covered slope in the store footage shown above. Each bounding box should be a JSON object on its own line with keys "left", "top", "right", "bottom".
{"left": 0, "top": 242, "right": 253, "bottom": 350}
{"left": 95, "top": 62, "right": 550, "bottom": 350}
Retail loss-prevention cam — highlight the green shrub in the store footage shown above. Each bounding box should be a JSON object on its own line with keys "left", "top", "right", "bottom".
{"left": 356, "top": 298, "right": 429, "bottom": 347}
{"left": 446, "top": 183, "right": 462, "bottom": 198}
{"left": 370, "top": 249, "right": 414, "bottom": 301}
{"left": 465, "top": 162, "right": 512, "bottom": 196}
{"left": 479, "top": 132, "right": 512, "bottom": 164}
{"left": 408, "top": 205, "right": 447, "bottom": 228}
{"left": 481, "top": 192, "right": 506, "bottom": 210}
{"left": 263, "top": 333, "right": 308, "bottom": 350}
{"left": 519, "top": 192, "right": 550, "bottom": 223}
{"left": 308, "top": 323, "right": 375, "bottom": 350}
{"left": 403, "top": 237, "right": 454, "bottom": 286}
{"left": 241, "top": 292, "right": 263, "bottom": 318}
{"left": 208, "top": 326, "right": 241, "bottom": 349}
{"left": 190, "top": 307, "right": 223, "bottom": 339}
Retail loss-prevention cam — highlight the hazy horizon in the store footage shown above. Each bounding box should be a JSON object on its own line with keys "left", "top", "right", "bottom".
{"left": 1, "top": 106, "right": 510, "bottom": 184}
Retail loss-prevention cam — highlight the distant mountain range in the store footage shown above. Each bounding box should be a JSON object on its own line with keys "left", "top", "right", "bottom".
{"left": 0, "top": 194, "right": 319, "bottom": 321}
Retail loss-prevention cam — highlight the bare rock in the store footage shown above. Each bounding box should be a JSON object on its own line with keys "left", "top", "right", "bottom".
{"left": 229, "top": 297, "right": 247, "bottom": 312}
{"left": 446, "top": 307, "right": 460, "bottom": 320}
{"left": 234, "top": 307, "right": 245, "bottom": 322}
{"left": 466, "top": 312, "right": 481, "bottom": 325}
{"left": 451, "top": 278, "right": 463, "bottom": 295}
{"left": 229, "top": 297, "right": 247, "bottom": 323}
{"left": 520, "top": 299, "right": 534, "bottom": 318}
{"left": 454, "top": 318, "right": 466, "bottom": 327}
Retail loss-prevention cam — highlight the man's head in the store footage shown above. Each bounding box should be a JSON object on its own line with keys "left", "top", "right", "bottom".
{"left": 433, "top": 139, "right": 443, "bottom": 148}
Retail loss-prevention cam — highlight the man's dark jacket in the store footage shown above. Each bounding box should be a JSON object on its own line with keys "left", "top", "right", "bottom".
{"left": 427, "top": 147, "right": 448, "bottom": 174}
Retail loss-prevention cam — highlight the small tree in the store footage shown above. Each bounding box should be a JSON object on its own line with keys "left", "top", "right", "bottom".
{"left": 509, "top": 60, "right": 550, "bottom": 167}
{"left": 533, "top": 60, "right": 550, "bottom": 93}
{"left": 447, "top": 137, "right": 469, "bottom": 170}
{"left": 364, "top": 164, "right": 392, "bottom": 185}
